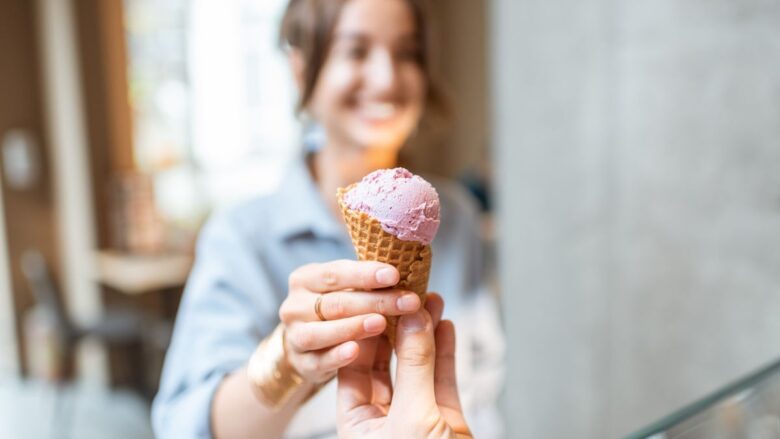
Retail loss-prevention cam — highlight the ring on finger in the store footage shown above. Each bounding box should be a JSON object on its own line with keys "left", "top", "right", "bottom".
{"left": 314, "top": 295, "right": 327, "bottom": 321}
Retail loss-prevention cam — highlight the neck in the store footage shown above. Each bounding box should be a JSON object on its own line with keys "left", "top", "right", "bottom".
{"left": 309, "top": 142, "right": 399, "bottom": 217}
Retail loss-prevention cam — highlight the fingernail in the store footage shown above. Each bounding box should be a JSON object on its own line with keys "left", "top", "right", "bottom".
{"left": 375, "top": 267, "right": 398, "bottom": 285}
{"left": 364, "top": 315, "right": 386, "bottom": 332}
{"left": 400, "top": 312, "right": 427, "bottom": 333}
{"left": 397, "top": 294, "right": 420, "bottom": 312}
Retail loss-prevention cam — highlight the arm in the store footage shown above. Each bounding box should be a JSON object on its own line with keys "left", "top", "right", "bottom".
{"left": 152, "top": 213, "right": 285, "bottom": 438}
{"left": 212, "top": 260, "right": 420, "bottom": 438}
{"left": 212, "top": 367, "right": 316, "bottom": 439}
{"left": 212, "top": 259, "right": 420, "bottom": 438}
{"left": 153, "top": 211, "right": 422, "bottom": 438}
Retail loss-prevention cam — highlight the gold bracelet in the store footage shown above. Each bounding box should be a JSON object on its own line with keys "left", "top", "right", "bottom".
{"left": 247, "top": 323, "right": 305, "bottom": 410}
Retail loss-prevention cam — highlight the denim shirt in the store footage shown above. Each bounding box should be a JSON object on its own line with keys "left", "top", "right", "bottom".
{"left": 152, "top": 161, "right": 505, "bottom": 439}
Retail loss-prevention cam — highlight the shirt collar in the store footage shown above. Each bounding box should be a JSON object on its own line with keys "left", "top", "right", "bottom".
{"left": 270, "top": 159, "right": 349, "bottom": 242}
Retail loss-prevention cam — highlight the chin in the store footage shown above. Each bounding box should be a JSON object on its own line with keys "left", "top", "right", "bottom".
{"left": 353, "top": 129, "right": 409, "bottom": 151}
{"left": 351, "top": 120, "right": 416, "bottom": 150}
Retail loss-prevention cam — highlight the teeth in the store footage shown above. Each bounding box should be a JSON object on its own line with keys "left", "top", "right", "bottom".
{"left": 364, "top": 103, "right": 396, "bottom": 119}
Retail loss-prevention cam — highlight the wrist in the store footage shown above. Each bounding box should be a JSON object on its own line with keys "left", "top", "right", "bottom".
{"left": 247, "top": 323, "right": 305, "bottom": 410}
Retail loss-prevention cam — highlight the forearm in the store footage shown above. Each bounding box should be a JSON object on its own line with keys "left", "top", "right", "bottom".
{"left": 211, "top": 367, "right": 314, "bottom": 439}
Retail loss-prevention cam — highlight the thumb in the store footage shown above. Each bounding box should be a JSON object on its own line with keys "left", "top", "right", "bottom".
{"left": 392, "top": 309, "right": 437, "bottom": 411}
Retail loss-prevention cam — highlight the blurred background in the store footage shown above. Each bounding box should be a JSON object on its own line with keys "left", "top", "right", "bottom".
{"left": 0, "top": 0, "right": 778, "bottom": 438}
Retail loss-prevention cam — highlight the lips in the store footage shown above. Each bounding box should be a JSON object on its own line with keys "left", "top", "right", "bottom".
{"left": 356, "top": 102, "right": 400, "bottom": 123}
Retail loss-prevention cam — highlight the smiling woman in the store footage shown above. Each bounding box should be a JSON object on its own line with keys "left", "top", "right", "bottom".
{"left": 152, "top": 1, "right": 504, "bottom": 438}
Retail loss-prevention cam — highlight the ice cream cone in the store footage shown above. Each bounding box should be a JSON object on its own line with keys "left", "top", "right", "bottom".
{"left": 337, "top": 185, "right": 432, "bottom": 345}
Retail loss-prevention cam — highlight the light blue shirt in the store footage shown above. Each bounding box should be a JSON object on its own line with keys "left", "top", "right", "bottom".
{"left": 152, "top": 161, "right": 503, "bottom": 439}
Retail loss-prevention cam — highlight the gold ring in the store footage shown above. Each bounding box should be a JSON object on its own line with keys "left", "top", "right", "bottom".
{"left": 314, "top": 295, "right": 327, "bottom": 321}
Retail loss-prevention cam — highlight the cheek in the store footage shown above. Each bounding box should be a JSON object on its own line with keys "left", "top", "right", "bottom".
{"left": 312, "top": 63, "right": 360, "bottom": 114}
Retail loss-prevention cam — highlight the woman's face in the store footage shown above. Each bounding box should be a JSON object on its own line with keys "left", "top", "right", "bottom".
{"left": 307, "top": 0, "right": 426, "bottom": 152}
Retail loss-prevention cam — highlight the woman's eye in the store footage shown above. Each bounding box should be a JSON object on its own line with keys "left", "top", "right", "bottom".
{"left": 397, "top": 47, "right": 422, "bottom": 63}
{"left": 346, "top": 46, "right": 368, "bottom": 60}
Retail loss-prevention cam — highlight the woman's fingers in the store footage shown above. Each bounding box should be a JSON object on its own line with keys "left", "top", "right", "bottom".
{"left": 289, "top": 260, "right": 400, "bottom": 293}
{"left": 286, "top": 314, "right": 387, "bottom": 353}
{"left": 338, "top": 336, "right": 381, "bottom": 416}
{"left": 321, "top": 290, "right": 421, "bottom": 319}
{"left": 280, "top": 289, "right": 421, "bottom": 323}
{"left": 293, "top": 340, "right": 360, "bottom": 380}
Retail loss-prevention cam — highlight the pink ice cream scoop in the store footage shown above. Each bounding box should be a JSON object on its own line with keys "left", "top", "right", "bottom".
{"left": 343, "top": 168, "right": 440, "bottom": 245}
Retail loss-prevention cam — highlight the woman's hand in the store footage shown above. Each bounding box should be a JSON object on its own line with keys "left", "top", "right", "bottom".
{"left": 278, "top": 260, "right": 422, "bottom": 384}
{"left": 337, "top": 297, "right": 473, "bottom": 439}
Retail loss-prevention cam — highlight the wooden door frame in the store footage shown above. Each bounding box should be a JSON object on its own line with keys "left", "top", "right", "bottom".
{"left": 0, "top": 0, "right": 61, "bottom": 376}
{"left": 73, "top": 0, "right": 135, "bottom": 250}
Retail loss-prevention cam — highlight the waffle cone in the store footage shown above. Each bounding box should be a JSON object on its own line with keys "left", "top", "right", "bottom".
{"left": 337, "top": 185, "right": 432, "bottom": 345}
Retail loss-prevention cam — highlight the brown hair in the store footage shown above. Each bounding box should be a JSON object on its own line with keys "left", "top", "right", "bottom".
{"left": 279, "top": 0, "right": 449, "bottom": 121}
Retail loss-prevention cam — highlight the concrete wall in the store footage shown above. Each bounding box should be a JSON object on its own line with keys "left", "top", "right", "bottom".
{"left": 436, "top": 0, "right": 489, "bottom": 177}
{"left": 492, "top": 1, "right": 780, "bottom": 437}
{"left": 408, "top": 0, "right": 490, "bottom": 179}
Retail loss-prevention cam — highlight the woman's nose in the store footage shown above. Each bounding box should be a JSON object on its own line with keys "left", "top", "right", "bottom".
{"left": 364, "top": 50, "right": 399, "bottom": 95}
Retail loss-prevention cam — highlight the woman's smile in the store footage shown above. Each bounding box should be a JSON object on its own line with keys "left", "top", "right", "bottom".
{"left": 358, "top": 102, "right": 398, "bottom": 123}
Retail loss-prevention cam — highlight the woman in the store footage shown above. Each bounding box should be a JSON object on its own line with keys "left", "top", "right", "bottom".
{"left": 152, "top": 0, "right": 504, "bottom": 438}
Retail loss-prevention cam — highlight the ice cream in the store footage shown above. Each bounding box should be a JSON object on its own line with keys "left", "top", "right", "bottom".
{"left": 337, "top": 167, "right": 439, "bottom": 345}
{"left": 342, "top": 168, "right": 440, "bottom": 244}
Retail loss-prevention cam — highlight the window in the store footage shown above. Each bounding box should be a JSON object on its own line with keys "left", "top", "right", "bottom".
{"left": 125, "top": 0, "right": 300, "bottom": 227}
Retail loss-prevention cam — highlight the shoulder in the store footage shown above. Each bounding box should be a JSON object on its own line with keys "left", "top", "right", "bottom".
{"left": 197, "top": 193, "right": 280, "bottom": 249}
